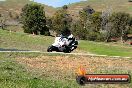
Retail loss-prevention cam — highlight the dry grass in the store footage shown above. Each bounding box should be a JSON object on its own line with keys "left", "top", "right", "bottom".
{"left": 16, "top": 55, "right": 132, "bottom": 88}
{"left": 0, "top": 0, "right": 56, "bottom": 17}
{"left": 0, "top": 51, "right": 132, "bottom": 88}
{"left": 68, "top": 0, "right": 132, "bottom": 18}
{"left": 17, "top": 56, "right": 132, "bottom": 79}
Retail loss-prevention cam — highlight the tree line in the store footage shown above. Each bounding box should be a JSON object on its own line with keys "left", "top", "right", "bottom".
{"left": 21, "top": 3, "right": 132, "bottom": 42}
{"left": 71, "top": 6, "right": 132, "bottom": 42}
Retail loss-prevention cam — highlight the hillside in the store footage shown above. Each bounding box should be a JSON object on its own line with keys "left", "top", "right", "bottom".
{"left": 0, "top": 0, "right": 56, "bottom": 17}
{"left": 68, "top": 0, "right": 132, "bottom": 17}
{"left": 1, "top": 0, "right": 132, "bottom": 18}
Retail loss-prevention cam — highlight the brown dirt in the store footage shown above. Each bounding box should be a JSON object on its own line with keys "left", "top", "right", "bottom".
{"left": 16, "top": 55, "right": 132, "bottom": 88}
{"left": 16, "top": 55, "right": 132, "bottom": 76}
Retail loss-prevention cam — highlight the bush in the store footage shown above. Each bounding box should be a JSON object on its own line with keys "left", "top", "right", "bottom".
{"left": 21, "top": 3, "right": 49, "bottom": 35}
{"left": 71, "top": 21, "right": 89, "bottom": 40}
{"left": 52, "top": 5, "right": 72, "bottom": 35}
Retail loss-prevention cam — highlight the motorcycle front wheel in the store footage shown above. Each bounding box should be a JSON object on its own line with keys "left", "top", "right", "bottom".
{"left": 63, "top": 46, "right": 71, "bottom": 53}
{"left": 47, "top": 46, "right": 53, "bottom": 52}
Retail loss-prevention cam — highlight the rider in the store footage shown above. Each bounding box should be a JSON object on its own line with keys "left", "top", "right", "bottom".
{"left": 60, "top": 27, "right": 74, "bottom": 46}
{"left": 61, "top": 27, "right": 73, "bottom": 39}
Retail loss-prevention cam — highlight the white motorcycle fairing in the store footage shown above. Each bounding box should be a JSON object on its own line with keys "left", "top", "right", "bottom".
{"left": 47, "top": 35, "right": 78, "bottom": 53}
{"left": 52, "top": 37, "right": 71, "bottom": 51}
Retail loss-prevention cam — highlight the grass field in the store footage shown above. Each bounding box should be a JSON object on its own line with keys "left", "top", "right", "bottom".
{"left": 0, "top": 53, "right": 78, "bottom": 88}
{"left": 0, "top": 30, "right": 54, "bottom": 52}
{"left": 0, "top": 52, "right": 132, "bottom": 88}
{"left": 79, "top": 40, "right": 132, "bottom": 57}
{"left": 0, "top": 29, "right": 132, "bottom": 87}
{"left": 0, "top": 29, "right": 132, "bottom": 57}
{"left": 0, "top": 0, "right": 132, "bottom": 87}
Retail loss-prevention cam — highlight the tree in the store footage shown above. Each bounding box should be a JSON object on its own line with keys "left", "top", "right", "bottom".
{"left": 101, "top": 7, "right": 113, "bottom": 42}
{"left": 21, "top": 3, "right": 50, "bottom": 35}
{"left": 110, "top": 12, "right": 130, "bottom": 42}
{"left": 52, "top": 5, "right": 72, "bottom": 34}
{"left": 90, "top": 12, "right": 102, "bottom": 32}
{"left": 71, "top": 5, "right": 132, "bottom": 42}
{"left": 128, "top": 17, "right": 132, "bottom": 34}
{"left": 71, "top": 5, "right": 102, "bottom": 41}
{"left": 46, "top": 17, "right": 52, "bottom": 29}
{"left": 79, "top": 5, "right": 95, "bottom": 29}
{"left": 71, "top": 20, "right": 88, "bottom": 40}
{"left": 62, "top": 5, "right": 68, "bottom": 10}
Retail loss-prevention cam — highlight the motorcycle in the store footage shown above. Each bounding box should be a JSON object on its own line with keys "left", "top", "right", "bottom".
{"left": 47, "top": 35, "right": 78, "bottom": 53}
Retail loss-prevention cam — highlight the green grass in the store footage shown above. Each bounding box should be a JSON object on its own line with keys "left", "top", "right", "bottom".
{"left": 0, "top": 60, "right": 78, "bottom": 88}
{"left": 0, "top": 29, "right": 132, "bottom": 57}
{"left": 0, "top": 52, "right": 132, "bottom": 88}
{"left": 128, "top": 6, "right": 132, "bottom": 11}
{"left": 0, "top": 53, "right": 79, "bottom": 88}
{"left": 79, "top": 40, "right": 132, "bottom": 57}
{"left": 0, "top": 29, "right": 54, "bottom": 52}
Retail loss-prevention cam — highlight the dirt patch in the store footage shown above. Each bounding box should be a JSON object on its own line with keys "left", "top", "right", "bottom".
{"left": 16, "top": 55, "right": 132, "bottom": 77}
{"left": 16, "top": 55, "right": 132, "bottom": 88}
